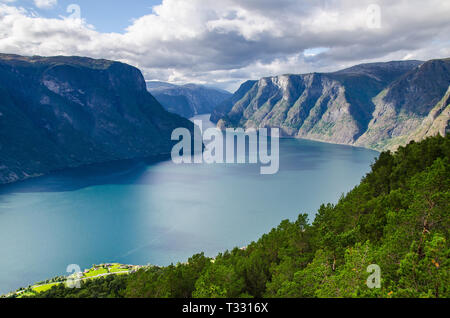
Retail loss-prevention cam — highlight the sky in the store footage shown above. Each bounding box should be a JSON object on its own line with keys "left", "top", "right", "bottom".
{"left": 0, "top": 0, "right": 449, "bottom": 92}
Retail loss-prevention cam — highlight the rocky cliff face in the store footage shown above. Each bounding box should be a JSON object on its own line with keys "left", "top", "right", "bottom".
{"left": 355, "top": 58, "right": 450, "bottom": 150}
{"left": 212, "top": 59, "right": 450, "bottom": 151}
{"left": 147, "top": 81, "right": 231, "bottom": 118}
{"left": 0, "top": 54, "right": 195, "bottom": 184}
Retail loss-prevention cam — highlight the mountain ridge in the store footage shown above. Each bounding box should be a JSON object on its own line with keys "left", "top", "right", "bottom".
{"left": 0, "top": 54, "right": 195, "bottom": 185}
{"left": 212, "top": 59, "right": 449, "bottom": 151}
{"left": 147, "top": 81, "right": 231, "bottom": 118}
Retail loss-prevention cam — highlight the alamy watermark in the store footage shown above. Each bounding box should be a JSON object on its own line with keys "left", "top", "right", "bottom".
{"left": 66, "top": 4, "right": 81, "bottom": 20}
{"left": 366, "top": 264, "right": 381, "bottom": 289}
{"left": 58, "top": 4, "right": 81, "bottom": 20}
{"left": 366, "top": 4, "right": 382, "bottom": 29}
{"left": 65, "top": 264, "right": 82, "bottom": 289}
{"left": 171, "top": 121, "right": 280, "bottom": 175}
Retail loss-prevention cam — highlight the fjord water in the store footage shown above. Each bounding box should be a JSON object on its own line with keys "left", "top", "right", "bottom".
{"left": 0, "top": 114, "right": 378, "bottom": 294}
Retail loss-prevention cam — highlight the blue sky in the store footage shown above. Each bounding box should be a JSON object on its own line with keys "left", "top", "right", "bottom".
{"left": 11, "top": 0, "right": 162, "bottom": 33}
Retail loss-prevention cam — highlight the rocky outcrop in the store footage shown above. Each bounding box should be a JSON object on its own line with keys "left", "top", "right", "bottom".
{"left": 147, "top": 81, "right": 231, "bottom": 118}
{"left": 212, "top": 59, "right": 450, "bottom": 151}
{"left": 0, "top": 54, "right": 195, "bottom": 184}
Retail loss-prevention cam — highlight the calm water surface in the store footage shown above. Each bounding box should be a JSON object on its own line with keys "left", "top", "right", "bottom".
{"left": 0, "top": 114, "right": 379, "bottom": 294}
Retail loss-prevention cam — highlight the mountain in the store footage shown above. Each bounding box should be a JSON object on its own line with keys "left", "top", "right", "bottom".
{"left": 0, "top": 54, "right": 195, "bottom": 185}
{"left": 212, "top": 59, "right": 450, "bottom": 151}
{"left": 147, "top": 81, "right": 231, "bottom": 118}
{"left": 355, "top": 58, "right": 450, "bottom": 150}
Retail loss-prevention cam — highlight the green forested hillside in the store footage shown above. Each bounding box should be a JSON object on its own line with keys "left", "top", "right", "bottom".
{"left": 27, "top": 135, "right": 449, "bottom": 298}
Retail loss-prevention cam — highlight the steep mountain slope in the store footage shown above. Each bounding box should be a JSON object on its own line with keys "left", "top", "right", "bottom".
{"left": 147, "top": 81, "right": 231, "bottom": 118}
{"left": 356, "top": 58, "right": 450, "bottom": 150}
{"left": 212, "top": 59, "right": 450, "bottom": 150}
{"left": 210, "top": 80, "right": 258, "bottom": 123}
{"left": 406, "top": 87, "right": 450, "bottom": 142}
{"left": 0, "top": 54, "right": 195, "bottom": 184}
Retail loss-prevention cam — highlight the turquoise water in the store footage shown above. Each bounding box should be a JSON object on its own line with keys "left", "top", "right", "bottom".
{"left": 0, "top": 114, "right": 379, "bottom": 294}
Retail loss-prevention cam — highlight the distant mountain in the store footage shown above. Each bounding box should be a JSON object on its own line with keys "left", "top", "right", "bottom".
{"left": 212, "top": 59, "right": 449, "bottom": 151}
{"left": 0, "top": 54, "right": 195, "bottom": 185}
{"left": 147, "top": 81, "right": 231, "bottom": 118}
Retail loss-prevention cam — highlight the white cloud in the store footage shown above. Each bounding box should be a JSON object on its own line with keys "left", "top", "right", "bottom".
{"left": 0, "top": 0, "right": 449, "bottom": 91}
{"left": 34, "top": 0, "right": 57, "bottom": 10}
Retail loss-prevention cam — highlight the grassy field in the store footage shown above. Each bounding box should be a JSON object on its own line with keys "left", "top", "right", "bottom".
{"left": 32, "top": 283, "right": 61, "bottom": 293}
{"left": 84, "top": 267, "right": 109, "bottom": 278}
{"left": 109, "top": 264, "right": 130, "bottom": 273}
{"left": 4, "top": 263, "right": 141, "bottom": 298}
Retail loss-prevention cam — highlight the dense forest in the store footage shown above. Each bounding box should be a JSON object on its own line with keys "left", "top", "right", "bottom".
{"left": 28, "top": 135, "right": 449, "bottom": 298}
